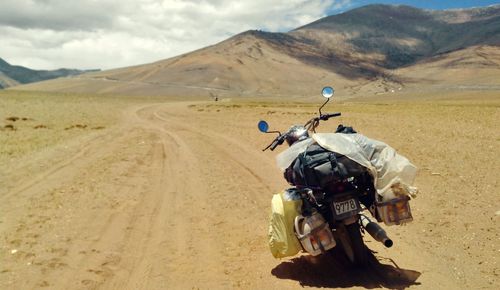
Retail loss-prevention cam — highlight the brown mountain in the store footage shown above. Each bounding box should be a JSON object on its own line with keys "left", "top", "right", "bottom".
{"left": 14, "top": 4, "right": 500, "bottom": 98}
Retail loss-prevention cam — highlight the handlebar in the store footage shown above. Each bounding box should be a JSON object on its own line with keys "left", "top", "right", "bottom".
{"left": 320, "top": 112, "right": 341, "bottom": 120}
{"left": 304, "top": 112, "right": 341, "bottom": 132}
{"left": 270, "top": 139, "right": 279, "bottom": 151}
{"left": 270, "top": 135, "right": 286, "bottom": 151}
{"left": 262, "top": 112, "right": 341, "bottom": 151}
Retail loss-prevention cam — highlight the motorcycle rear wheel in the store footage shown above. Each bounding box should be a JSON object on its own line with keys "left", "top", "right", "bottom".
{"left": 339, "top": 222, "right": 368, "bottom": 266}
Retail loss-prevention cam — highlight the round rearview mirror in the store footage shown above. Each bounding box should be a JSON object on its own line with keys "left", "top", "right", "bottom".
{"left": 322, "top": 86, "right": 334, "bottom": 98}
{"left": 258, "top": 120, "right": 269, "bottom": 133}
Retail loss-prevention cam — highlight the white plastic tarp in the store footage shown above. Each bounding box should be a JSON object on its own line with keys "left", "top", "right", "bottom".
{"left": 276, "top": 133, "right": 418, "bottom": 201}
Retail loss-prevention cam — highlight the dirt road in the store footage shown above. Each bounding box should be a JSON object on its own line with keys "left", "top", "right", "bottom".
{"left": 1, "top": 100, "right": 498, "bottom": 289}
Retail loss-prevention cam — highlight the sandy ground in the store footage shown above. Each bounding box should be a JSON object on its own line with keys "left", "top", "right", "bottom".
{"left": 0, "top": 91, "right": 499, "bottom": 289}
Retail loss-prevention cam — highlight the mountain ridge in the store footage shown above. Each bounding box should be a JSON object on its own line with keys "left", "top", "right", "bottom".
{"left": 12, "top": 4, "right": 500, "bottom": 97}
{"left": 0, "top": 57, "right": 99, "bottom": 89}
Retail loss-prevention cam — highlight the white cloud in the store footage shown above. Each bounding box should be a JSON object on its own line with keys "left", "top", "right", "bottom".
{"left": 0, "top": 0, "right": 351, "bottom": 70}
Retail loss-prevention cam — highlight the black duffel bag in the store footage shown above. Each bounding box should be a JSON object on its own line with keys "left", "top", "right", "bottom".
{"left": 284, "top": 143, "right": 367, "bottom": 190}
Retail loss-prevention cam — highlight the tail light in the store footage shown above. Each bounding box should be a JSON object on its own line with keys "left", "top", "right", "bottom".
{"left": 376, "top": 196, "right": 413, "bottom": 226}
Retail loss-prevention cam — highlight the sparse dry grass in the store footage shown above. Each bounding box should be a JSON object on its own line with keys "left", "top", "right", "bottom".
{"left": 0, "top": 91, "right": 109, "bottom": 161}
{"left": 0, "top": 90, "right": 166, "bottom": 165}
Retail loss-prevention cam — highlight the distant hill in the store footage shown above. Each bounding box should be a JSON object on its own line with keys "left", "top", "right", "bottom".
{"left": 0, "top": 58, "right": 99, "bottom": 89}
{"left": 0, "top": 71, "right": 19, "bottom": 89}
{"left": 14, "top": 4, "right": 500, "bottom": 98}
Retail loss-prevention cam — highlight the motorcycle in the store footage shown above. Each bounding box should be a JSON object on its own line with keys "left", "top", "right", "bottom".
{"left": 259, "top": 86, "right": 415, "bottom": 266}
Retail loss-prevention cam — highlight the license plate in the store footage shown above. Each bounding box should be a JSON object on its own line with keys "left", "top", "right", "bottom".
{"left": 333, "top": 198, "right": 359, "bottom": 216}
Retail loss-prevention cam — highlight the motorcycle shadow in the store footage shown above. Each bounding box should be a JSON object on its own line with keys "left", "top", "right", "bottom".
{"left": 271, "top": 246, "right": 421, "bottom": 289}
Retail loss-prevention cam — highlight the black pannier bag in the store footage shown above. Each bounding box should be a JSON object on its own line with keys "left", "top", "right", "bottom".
{"left": 284, "top": 143, "right": 367, "bottom": 190}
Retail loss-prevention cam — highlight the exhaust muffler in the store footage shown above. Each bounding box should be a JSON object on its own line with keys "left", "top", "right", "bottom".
{"left": 360, "top": 214, "right": 393, "bottom": 248}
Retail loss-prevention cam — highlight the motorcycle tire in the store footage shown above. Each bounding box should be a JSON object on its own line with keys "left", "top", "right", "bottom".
{"left": 345, "top": 222, "right": 368, "bottom": 267}
{"left": 337, "top": 222, "right": 368, "bottom": 266}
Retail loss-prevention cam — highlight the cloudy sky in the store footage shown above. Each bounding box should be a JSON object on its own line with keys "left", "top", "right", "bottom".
{"left": 1, "top": 0, "right": 498, "bottom": 70}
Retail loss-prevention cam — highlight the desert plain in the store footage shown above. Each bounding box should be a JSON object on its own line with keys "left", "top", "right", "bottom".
{"left": 0, "top": 87, "right": 498, "bottom": 290}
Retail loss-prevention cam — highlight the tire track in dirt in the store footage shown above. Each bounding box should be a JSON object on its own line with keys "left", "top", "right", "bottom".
{"left": 92, "top": 133, "right": 175, "bottom": 290}
{"left": 67, "top": 133, "right": 171, "bottom": 289}
{"left": 1, "top": 127, "right": 165, "bottom": 289}
{"left": 1, "top": 129, "right": 121, "bottom": 201}
{"left": 152, "top": 107, "right": 284, "bottom": 194}
{"left": 134, "top": 104, "right": 290, "bottom": 288}
{"left": 127, "top": 105, "right": 234, "bottom": 288}
{"left": 32, "top": 114, "right": 194, "bottom": 289}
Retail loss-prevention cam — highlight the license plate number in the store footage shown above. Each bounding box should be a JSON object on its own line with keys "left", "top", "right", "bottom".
{"left": 333, "top": 198, "right": 359, "bottom": 215}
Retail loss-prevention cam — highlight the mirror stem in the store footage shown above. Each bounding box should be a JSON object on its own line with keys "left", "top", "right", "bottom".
{"left": 318, "top": 98, "right": 329, "bottom": 116}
